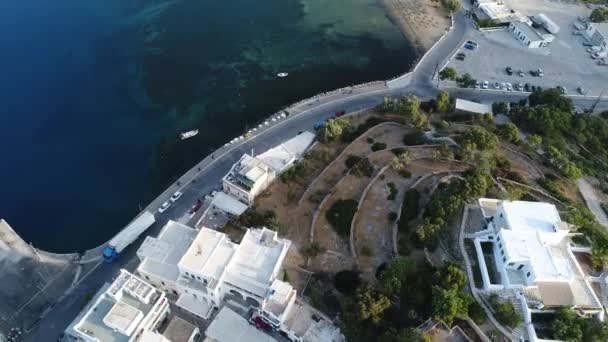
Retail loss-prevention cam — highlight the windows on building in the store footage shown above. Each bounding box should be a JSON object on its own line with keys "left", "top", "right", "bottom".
{"left": 526, "top": 272, "right": 531, "bottom": 277}
{"left": 517, "top": 264, "right": 524, "bottom": 270}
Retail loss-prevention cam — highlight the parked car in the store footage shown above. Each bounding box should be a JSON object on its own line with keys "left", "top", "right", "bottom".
{"left": 573, "top": 30, "right": 582, "bottom": 35}
{"left": 493, "top": 82, "right": 501, "bottom": 89}
{"left": 456, "top": 52, "right": 466, "bottom": 58}
{"left": 336, "top": 110, "right": 346, "bottom": 117}
{"left": 583, "top": 41, "right": 594, "bottom": 47}
{"left": 524, "top": 83, "right": 531, "bottom": 92}
{"left": 456, "top": 54, "right": 465, "bottom": 61}
{"left": 587, "top": 46, "right": 602, "bottom": 53}
{"left": 506, "top": 82, "right": 513, "bottom": 91}
{"left": 518, "top": 70, "right": 525, "bottom": 77}
{"left": 529, "top": 69, "right": 538, "bottom": 76}
{"left": 314, "top": 121, "right": 326, "bottom": 130}
{"left": 475, "top": 81, "right": 480, "bottom": 88}
{"left": 516, "top": 83, "right": 524, "bottom": 91}
{"left": 557, "top": 86, "right": 567, "bottom": 94}
{"left": 465, "top": 40, "right": 479, "bottom": 49}
{"left": 592, "top": 51, "right": 608, "bottom": 59}
{"left": 506, "top": 66, "right": 513, "bottom": 75}
{"left": 537, "top": 68, "right": 544, "bottom": 77}
{"left": 500, "top": 82, "right": 507, "bottom": 89}
{"left": 170, "top": 191, "right": 183, "bottom": 202}
{"left": 482, "top": 81, "right": 489, "bottom": 89}
{"left": 577, "top": 87, "right": 587, "bottom": 94}
{"left": 158, "top": 201, "right": 171, "bottom": 214}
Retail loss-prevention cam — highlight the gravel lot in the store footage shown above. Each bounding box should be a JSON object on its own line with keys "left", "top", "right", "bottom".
{"left": 444, "top": 0, "right": 607, "bottom": 96}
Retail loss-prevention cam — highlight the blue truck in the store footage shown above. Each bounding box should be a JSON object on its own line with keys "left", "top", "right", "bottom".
{"left": 103, "top": 211, "right": 156, "bottom": 263}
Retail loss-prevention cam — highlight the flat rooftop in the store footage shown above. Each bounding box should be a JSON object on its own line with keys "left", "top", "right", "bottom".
{"left": 511, "top": 21, "right": 545, "bottom": 41}
{"left": 263, "top": 279, "right": 296, "bottom": 318}
{"left": 179, "top": 228, "right": 237, "bottom": 288}
{"left": 223, "top": 228, "right": 290, "bottom": 298}
{"left": 137, "top": 221, "right": 197, "bottom": 282}
{"left": 205, "top": 307, "right": 276, "bottom": 342}
{"left": 161, "top": 316, "right": 198, "bottom": 342}
{"left": 500, "top": 200, "right": 561, "bottom": 233}
{"left": 257, "top": 131, "right": 315, "bottom": 173}
{"left": 71, "top": 271, "right": 164, "bottom": 342}
{"left": 283, "top": 300, "right": 343, "bottom": 342}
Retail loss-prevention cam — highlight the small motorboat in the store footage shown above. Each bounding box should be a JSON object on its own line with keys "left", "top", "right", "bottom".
{"left": 180, "top": 129, "right": 199, "bottom": 140}
{"left": 277, "top": 72, "right": 288, "bottom": 78}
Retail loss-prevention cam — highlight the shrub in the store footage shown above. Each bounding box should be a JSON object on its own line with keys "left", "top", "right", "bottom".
{"left": 387, "top": 182, "right": 398, "bottom": 200}
{"left": 403, "top": 131, "right": 427, "bottom": 145}
{"left": 388, "top": 212, "right": 398, "bottom": 222}
{"left": 360, "top": 246, "right": 373, "bottom": 256}
{"left": 301, "top": 241, "right": 325, "bottom": 258}
{"left": 367, "top": 137, "right": 375, "bottom": 144}
{"left": 281, "top": 159, "right": 309, "bottom": 182}
{"left": 371, "top": 142, "right": 387, "bottom": 151}
{"left": 345, "top": 154, "right": 362, "bottom": 168}
{"left": 398, "top": 189, "right": 420, "bottom": 231}
{"left": 352, "top": 158, "right": 374, "bottom": 177}
{"left": 468, "top": 300, "right": 487, "bottom": 325}
{"left": 489, "top": 294, "right": 522, "bottom": 328}
{"left": 326, "top": 199, "right": 358, "bottom": 236}
{"left": 309, "top": 190, "right": 326, "bottom": 204}
{"left": 399, "top": 170, "right": 412, "bottom": 178}
{"left": 334, "top": 270, "right": 361, "bottom": 294}
{"left": 391, "top": 147, "right": 407, "bottom": 155}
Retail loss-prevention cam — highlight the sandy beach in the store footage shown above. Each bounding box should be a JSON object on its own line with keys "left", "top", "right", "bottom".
{"left": 381, "top": 0, "right": 451, "bottom": 53}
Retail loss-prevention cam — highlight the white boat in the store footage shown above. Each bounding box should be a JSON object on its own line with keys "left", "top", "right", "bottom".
{"left": 180, "top": 130, "right": 198, "bottom": 140}
{"left": 277, "top": 72, "right": 288, "bottom": 77}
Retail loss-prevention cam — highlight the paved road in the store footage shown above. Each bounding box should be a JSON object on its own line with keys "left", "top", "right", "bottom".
{"left": 21, "top": 9, "right": 608, "bottom": 341}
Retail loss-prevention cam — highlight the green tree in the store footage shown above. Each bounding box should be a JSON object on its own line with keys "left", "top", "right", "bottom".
{"left": 434, "top": 264, "right": 466, "bottom": 292}
{"left": 398, "top": 95, "right": 421, "bottom": 119}
{"left": 458, "top": 127, "right": 498, "bottom": 152}
{"left": 439, "top": 67, "right": 457, "bottom": 81}
{"left": 436, "top": 91, "right": 451, "bottom": 112}
{"left": 357, "top": 287, "right": 391, "bottom": 324}
{"left": 528, "top": 134, "right": 542, "bottom": 148}
{"left": 546, "top": 146, "right": 582, "bottom": 179}
{"left": 552, "top": 308, "right": 583, "bottom": 341}
{"left": 591, "top": 8, "right": 608, "bottom": 22}
{"left": 379, "top": 257, "right": 415, "bottom": 295}
{"left": 488, "top": 294, "right": 522, "bottom": 328}
{"left": 498, "top": 123, "right": 519, "bottom": 143}
{"left": 433, "top": 143, "right": 454, "bottom": 160}
{"left": 456, "top": 73, "right": 476, "bottom": 88}
{"left": 441, "top": 0, "right": 461, "bottom": 14}
{"left": 379, "top": 96, "right": 396, "bottom": 112}
{"left": 326, "top": 199, "right": 358, "bottom": 235}
{"left": 318, "top": 118, "right": 350, "bottom": 143}
{"left": 528, "top": 88, "right": 573, "bottom": 113}
{"left": 432, "top": 286, "right": 470, "bottom": 326}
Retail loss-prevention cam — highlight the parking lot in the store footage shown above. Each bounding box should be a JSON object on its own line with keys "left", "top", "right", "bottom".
{"left": 444, "top": 0, "right": 607, "bottom": 96}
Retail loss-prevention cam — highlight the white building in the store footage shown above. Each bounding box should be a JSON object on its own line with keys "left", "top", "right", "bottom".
{"left": 473, "top": 199, "right": 604, "bottom": 341}
{"left": 222, "top": 132, "right": 315, "bottom": 204}
{"left": 255, "top": 280, "right": 344, "bottom": 342}
{"left": 584, "top": 23, "right": 608, "bottom": 51}
{"left": 137, "top": 222, "right": 290, "bottom": 317}
{"left": 509, "top": 20, "right": 554, "bottom": 48}
{"left": 65, "top": 270, "right": 173, "bottom": 342}
{"left": 454, "top": 99, "right": 492, "bottom": 115}
{"left": 136, "top": 221, "right": 197, "bottom": 296}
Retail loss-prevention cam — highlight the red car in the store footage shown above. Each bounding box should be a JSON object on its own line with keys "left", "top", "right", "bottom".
{"left": 250, "top": 316, "right": 273, "bottom": 332}
{"left": 335, "top": 110, "right": 346, "bottom": 117}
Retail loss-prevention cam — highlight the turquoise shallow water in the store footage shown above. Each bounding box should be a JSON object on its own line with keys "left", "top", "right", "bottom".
{"left": 0, "top": 0, "right": 415, "bottom": 252}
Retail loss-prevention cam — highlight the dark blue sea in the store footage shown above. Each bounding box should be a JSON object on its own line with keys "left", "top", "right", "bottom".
{"left": 0, "top": 0, "right": 415, "bottom": 252}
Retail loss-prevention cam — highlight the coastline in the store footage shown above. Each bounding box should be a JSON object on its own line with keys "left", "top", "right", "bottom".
{"left": 380, "top": 0, "right": 451, "bottom": 54}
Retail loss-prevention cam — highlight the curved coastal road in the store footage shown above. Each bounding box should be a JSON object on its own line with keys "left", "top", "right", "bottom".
{"left": 21, "top": 11, "right": 608, "bottom": 342}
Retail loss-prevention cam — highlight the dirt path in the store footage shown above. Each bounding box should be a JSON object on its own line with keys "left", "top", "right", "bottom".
{"left": 577, "top": 178, "right": 608, "bottom": 228}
